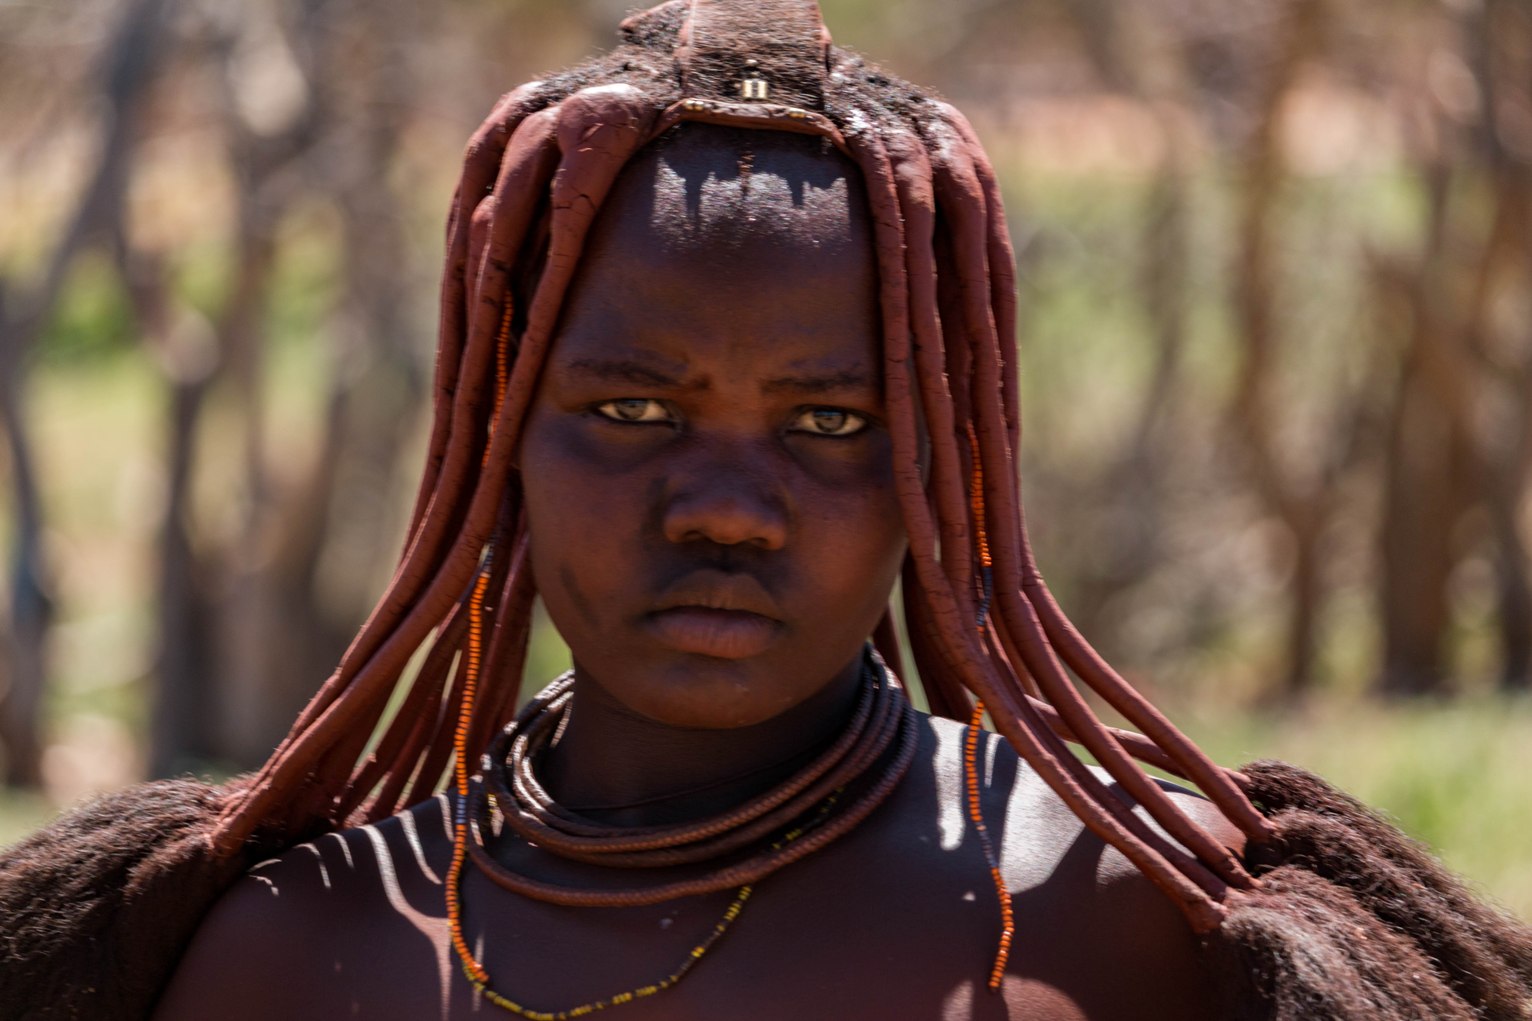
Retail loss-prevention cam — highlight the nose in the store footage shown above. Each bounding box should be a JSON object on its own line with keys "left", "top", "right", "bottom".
{"left": 661, "top": 455, "right": 789, "bottom": 551}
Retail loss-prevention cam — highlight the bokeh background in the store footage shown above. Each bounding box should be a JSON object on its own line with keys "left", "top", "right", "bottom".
{"left": 2, "top": 0, "right": 1529, "bottom": 914}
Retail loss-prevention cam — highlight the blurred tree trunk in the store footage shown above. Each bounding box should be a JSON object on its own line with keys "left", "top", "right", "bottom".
{"left": 1468, "top": 0, "right": 1532, "bottom": 692}
{"left": 217, "top": 0, "right": 426, "bottom": 765}
{"left": 1373, "top": 0, "right": 1532, "bottom": 695}
{"left": 1466, "top": 168, "right": 1532, "bottom": 694}
{"left": 1228, "top": 0, "right": 1330, "bottom": 698}
{"left": 145, "top": 0, "right": 427, "bottom": 772}
{"left": 1375, "top": 182, "right": 1471, "bottom": 697}
{"left": 146, "top": 4, "right": 322, "bottom": 773}
{"left": 0, "top": 285, "right": 53, "bottom": 788}
{"left": 143, "top": 228, "right": 281, "bottom": 773}
{"left": 0, "top": 0, "right": 173, "bottom": 786}
{"left": 1043, "top": 3, "right": 1194, "bottom": 641}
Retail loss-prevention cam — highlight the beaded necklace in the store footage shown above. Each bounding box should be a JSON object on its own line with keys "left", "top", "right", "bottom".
{"left": 964, "top": 422, "right": 1016, "bottom": 991}
{"left": 445, "top": 591, "right": 918, "bottom": 1019}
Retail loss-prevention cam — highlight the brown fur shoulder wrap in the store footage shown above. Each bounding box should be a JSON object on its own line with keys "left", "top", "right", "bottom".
{"left": 1208, "top": 760, "right": 1532, "bottom": 1020}
{"left": 0, "top": 777, "right": 261, "bottom": 1021}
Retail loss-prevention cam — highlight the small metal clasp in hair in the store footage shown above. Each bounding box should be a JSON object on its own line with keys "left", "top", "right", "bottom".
{"left": 740, "top": 58, "right": 769, "bottom": 101}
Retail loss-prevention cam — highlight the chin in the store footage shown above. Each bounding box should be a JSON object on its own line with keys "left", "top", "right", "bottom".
{"left": 612, "top": 660, "right": 798, "bottom": 730}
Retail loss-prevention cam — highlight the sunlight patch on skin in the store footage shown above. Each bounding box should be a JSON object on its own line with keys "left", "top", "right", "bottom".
{"left": 360, "top": 824, "right": 405, "bottom": 914}
{"left": 932, "top": 722, "right": 968, "bottom": 852}
{"left": 293, "top": 842, "right": 332, "bottom": 890}
{"left": 1000, "top": 757, "right": 1076, "bottom": 892}
{"left": 940, "top": 977, "right": 975, "bottom": 1020}
{"left": 473, "top": 927, "right": 488, "bottom": 970}
{"left": 320, "top": 830, "right": 355, "bottom": 870}
{"left": 359, "top": 820, "right": 456, "bottom": 1017}
{"left": 400, "top": 799, "right": 442, "bottom": 885}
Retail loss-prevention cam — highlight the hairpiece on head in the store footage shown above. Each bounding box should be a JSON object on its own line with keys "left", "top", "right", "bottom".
{"left": 674, "top": 0, "right": 832, "bottom": 108}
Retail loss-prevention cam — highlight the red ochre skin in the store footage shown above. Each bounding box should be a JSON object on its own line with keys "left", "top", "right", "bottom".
{"left": 153, "top": 129, "right": 1239, "bottom": 1020}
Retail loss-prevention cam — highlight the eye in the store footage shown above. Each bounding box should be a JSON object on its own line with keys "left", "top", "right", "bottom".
{"left": 595, "top": 398, "right": 674, "bottom": 424}
{"left": 790, "top": 406, "right": 868, "bottom": 437}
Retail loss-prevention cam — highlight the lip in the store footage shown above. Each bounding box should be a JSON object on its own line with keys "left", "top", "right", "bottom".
{"left": 645, "top": 606, "right": 783, "bottom": 659}
{"left": 651, "top": 569, "right": 782, "bottom": 617}
{"left": 645, "top": 571, "right": 785, "bottom": 659}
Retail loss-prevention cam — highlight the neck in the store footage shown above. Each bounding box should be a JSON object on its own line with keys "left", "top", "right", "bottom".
{"left": 538, "top": 654, "right": 866, "bottom": 828}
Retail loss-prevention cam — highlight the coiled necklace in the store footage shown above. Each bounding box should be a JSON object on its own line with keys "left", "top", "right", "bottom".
{"left": 446, "top": 648, "right": 917, "bottom": 1020}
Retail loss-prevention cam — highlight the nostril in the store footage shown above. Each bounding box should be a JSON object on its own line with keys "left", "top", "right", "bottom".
{"left": 661, "top": 491, "right": 788, "bottom": 550}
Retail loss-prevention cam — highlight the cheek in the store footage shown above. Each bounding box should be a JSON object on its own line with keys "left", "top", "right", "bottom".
{"left": 518, "top": 413, "right": 637, "bottom": 625}
{"left": 805, "top": 452, "right": 907, "bottom": 610}
{"left": 850, "top": 496, "right": 908, "bottom": 601}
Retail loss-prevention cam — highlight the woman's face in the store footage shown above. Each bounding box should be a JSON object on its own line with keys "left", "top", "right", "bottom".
{"left": 517, "top": 127, "right": 907, "bottom": 729}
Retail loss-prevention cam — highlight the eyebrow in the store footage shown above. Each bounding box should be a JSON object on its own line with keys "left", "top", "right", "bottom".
{"left": 565, "top": 357, "right": 689, "bottom": 388}
{"left": 761, "top": 370, "right": 875, "bottom": 396}
{"left": 563, "top": 358, "right": 874, "bottom": 396}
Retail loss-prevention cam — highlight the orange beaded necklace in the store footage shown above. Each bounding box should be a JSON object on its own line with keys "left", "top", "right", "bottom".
{"left": 965, "top": 422, "right": 1017, "bottom": 991}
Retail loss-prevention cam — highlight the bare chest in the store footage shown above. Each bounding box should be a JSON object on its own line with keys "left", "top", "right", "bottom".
{"left": 309, "top": 833, "right": 1052, "bottom": 1021}
{"left": 159, "top": 725, "right": 1218, "bottom": 1021}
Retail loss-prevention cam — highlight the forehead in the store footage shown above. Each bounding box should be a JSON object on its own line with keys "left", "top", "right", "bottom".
{"left": 624, "top": 125, "right": 866, "bottom": 255}
{"left": 546, "top": 125, "right": 881, "bottom": 381}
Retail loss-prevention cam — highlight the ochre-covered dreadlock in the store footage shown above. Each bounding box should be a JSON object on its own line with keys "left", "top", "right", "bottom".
{"left": 203, "top": 2, "right": 1532, "bottom": 1018}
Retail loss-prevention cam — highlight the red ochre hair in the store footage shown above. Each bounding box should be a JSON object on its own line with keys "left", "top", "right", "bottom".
{"left": 209, "top": 3, "right": 1532, "bottom": 1017}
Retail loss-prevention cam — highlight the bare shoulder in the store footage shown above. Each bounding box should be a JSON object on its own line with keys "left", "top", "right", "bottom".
{"left": 914, "top": 713, "right": 1243, "bottom": 878}
{"left": 152, "top": 797, "right": 457, "bottom": 1021}
{"left": 897, "top": 715, "right": 1237, "bottom": 1020}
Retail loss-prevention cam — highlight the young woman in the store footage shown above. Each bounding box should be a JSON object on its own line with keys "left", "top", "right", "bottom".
{"left": 6, "top": 2, "right": 1531, "bottom": 1019}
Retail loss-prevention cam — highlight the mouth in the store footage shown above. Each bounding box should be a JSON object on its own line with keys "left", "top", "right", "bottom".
{"left": 644, "top": 606, "right": 783, "bottom": 659}
{"left": 645, "top": 572, "right": 784, "bottom": 659}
